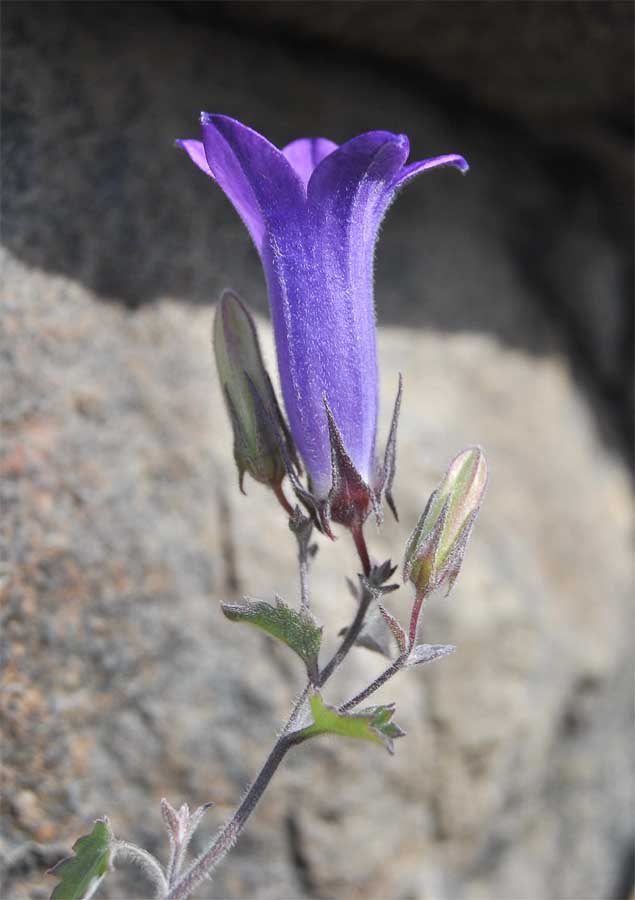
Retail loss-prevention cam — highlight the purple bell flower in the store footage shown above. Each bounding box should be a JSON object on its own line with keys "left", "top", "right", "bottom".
{"left": 178, "top": 115, "right": 468, "bottom": 503}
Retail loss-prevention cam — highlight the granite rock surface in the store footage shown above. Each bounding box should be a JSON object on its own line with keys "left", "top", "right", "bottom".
{"left": 1, "top": 3, "right": 633, "bottom": 899}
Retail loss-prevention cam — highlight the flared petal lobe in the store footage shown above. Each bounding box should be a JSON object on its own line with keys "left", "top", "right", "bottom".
{"left": 176, "top": 139, "right": 214, "bottom": 178}
{"left": 392, "top": 153, "right": 469, "bottom": 189}
{"left": 199, "top": 113, "right": 305, "bottom": 251}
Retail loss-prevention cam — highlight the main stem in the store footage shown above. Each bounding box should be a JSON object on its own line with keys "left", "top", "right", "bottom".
{"left": 166, "top": 685, "right": 309, "bottom": 900}
{"left": 166, "top": 738, "right": 291, "bottom": 900}
{"left": 338, "top": 654, "right": 406, "bottom": 713}
{"left": 168, "top": 526, "right": 376, "bottom": 899}
{"left": 318, "top": 582, "right": 373, "bottom": 687}
{"left": 296, "top": 536, "right": 310, "bottom": 616}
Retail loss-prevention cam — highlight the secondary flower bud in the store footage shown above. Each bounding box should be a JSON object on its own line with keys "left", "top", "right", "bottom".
{"left": 213, "top": 290, "right": 296, "bottom": 494}
{"left": 404, "top": 446, "right": 487, "bottom": 596}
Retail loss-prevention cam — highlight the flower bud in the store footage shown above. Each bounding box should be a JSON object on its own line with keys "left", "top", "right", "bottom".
{"left": 213, "top": 290, "right": 296, "bottom": 493}
{"left": 404, "top": 446, "right": 487, "bottom": 596}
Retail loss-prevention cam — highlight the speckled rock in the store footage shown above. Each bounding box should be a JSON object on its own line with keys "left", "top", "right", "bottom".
{"left": 1, "top": 250, "right": 632, "bottom": 900}
{"left": 1, "top": 3, "right": 633, "bottom": 900}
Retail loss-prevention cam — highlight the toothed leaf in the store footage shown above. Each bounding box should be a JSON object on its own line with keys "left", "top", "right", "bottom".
{"left": 295, "top": 692, "right": 405, "bottom": 754}
{"left": 221, "top": 597, "right": 322, "bottom": 675}
{"left": 49, "top": 819, "right": 112, "bottom": 900}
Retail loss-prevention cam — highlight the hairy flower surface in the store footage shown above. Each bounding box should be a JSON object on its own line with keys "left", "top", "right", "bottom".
{"left": 178, "top": 115, "right": 468, "bottom": 498}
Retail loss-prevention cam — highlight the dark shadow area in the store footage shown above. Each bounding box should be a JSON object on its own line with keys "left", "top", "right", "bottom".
{"left": 2, "top": 1, "right": 633, "bottom": 457}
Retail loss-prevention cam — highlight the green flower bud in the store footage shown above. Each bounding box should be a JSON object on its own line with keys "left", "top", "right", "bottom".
{"left": 213, "top": 290, "right": 296, "bottom": 495}
{"left": 404, "top": 446, "right": 487, "bottom": 596}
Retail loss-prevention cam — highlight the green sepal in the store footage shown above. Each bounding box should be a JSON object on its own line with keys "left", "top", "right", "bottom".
{"left": 48, "top": 818, "right": 113, "bottom": 900}
{"left": 221, "top": 597, "right": 322, "bottom": 678}
{"left": 294, "top": 691, "right": 406, "bottom": 755}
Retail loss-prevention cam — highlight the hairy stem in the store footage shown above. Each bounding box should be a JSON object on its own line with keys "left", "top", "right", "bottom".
{"left": 294, "top": 528, "right": 311, "bottom": 616}
{"left": 318, "top": 584, "right": 373, "bottom": 686}
{"left": 352, "top": 524, "right": 371, "bottom": 577}
{"left": 166, "top": 685, "right": 310, "bottom": 900}
{"left": 289, "top": 510, "right": 314, "bottom": 615}
{"left": 338, "top": 654, "right": 407, "bottom": 712}
{"left": 166, "top": 739, "right": 291, "bottom": 900}
{"left": 167, "top": 535, "right": 377, "bottom": 898}
{"left": 273, "top": 481, "right": 295, "bottom": 517}
{"left": 113, "top": 840, "right": 169, "bottom": 899}
{"left": 408, "top": 590, "right": 426, "bottom": 647}
{"left": 165, "top": 836, "right": 178, "bottom": 888}
{"left": 298, "top": 552, "right": 310, "bottom": 615}
{"left": 167, "top": 836, "right": 187, "bottom": 890}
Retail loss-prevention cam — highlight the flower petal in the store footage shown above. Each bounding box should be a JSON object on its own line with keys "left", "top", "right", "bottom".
{"left": 200, "top": 113, "right": 305, "bottom": 251}
{"left": 265, "top": 133, "right": 410, "bottom": 493}
{"left": 282, "top": 137, "right": 338, "bottom": 189}
{"left": 307, "top": 130, "right": 410, "bottom": 209}
{"left": 392, "top": 153, "right": 469, "bottom": 189}
{"left": 176, "top": 139, "right": 215, "bottom": 178}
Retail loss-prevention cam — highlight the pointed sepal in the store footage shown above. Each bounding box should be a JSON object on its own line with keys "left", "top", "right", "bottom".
{"left": 380, "top": 373, "right": 403, "bottom": 521}
{"left": 323, "top": 396, "right": 374, "bottom": 529}
{"left": 379, "top": 604, "right": 408, "bottom": 655}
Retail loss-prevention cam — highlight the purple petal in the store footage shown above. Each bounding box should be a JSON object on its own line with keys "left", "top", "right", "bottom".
{"left": 176, "top": 139, "right": 215, "bottom": 178}
{"left": 392, "top": 153, "right": 469, "bottom": 189}
{"left": 182, "top": 114, "right": 471, "bottom": 499}
{"left": 308, "top": 130, "right": 410, "bottom": 205}
{"left": 282, "top": 137, "right": 338, "bottom": 189}
{"left": 200, "top": 113, "right": 305, "bottom": 251}
{"left": 264, "top": 132, "right": 410, "bottom": 494}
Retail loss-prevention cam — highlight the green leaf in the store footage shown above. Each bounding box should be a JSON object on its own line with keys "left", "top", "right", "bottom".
{"left": 221, "top": 597, "right": 322, "bottom": 676}
{"left": 295, "top": 692, "right": 406, "bottom": 755}
{"left": 49, "top": 818, "right": 113, "bottom": 900}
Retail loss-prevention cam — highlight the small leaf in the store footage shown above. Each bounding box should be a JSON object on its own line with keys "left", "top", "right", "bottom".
{"left": 222, "top": 596, "right": 322, "bottom": 676}
{"left": 404, "top": 644, "right": 456, "bottom": 667}
{"left": 378, "top": 604, "right": 408, "bottom": 654}
{"left": 294, "top": 692, "right": 406, "bottom": 754}
{"left": 49, "top": 818, "right": 113, "bottom": 900}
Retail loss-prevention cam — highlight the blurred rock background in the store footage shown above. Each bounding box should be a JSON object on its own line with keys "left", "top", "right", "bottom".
{"left": 1, "top": 3, "right": 633, "bottom": 899}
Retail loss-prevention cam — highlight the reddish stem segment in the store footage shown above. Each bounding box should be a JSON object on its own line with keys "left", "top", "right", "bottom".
{"left": 273, "top": 481, "right": 295, "bottom": 517}
{"left": 408, "top": 591, "right": 426, "bottom": 647}
{"left": 352, "top": 524, "right": 371, "bottom": 577}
